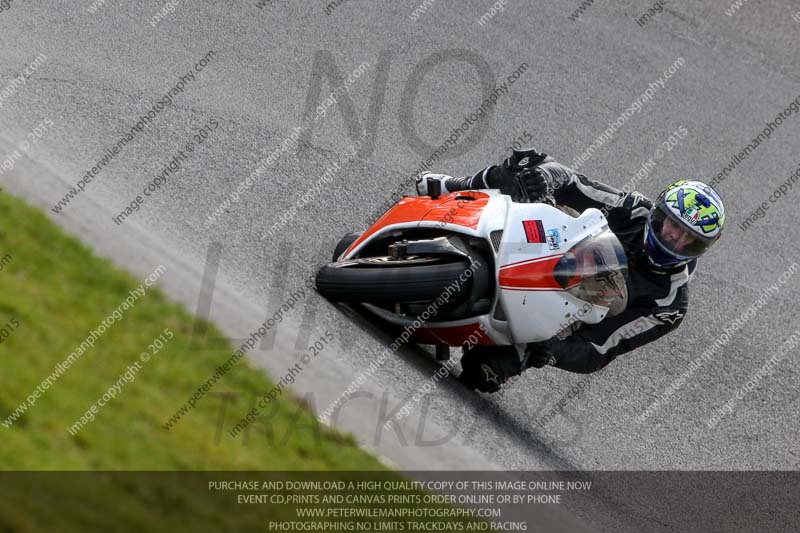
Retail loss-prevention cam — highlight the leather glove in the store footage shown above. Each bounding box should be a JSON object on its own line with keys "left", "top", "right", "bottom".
{"left": 494, "top": 147, "right": 552, "bottom": 203}
{"left": 525, "top": 342, "right": 558, "bottom": 369}
{"left": 501, "top": 147, "right": 548, "bottom": 173}
{"left": 515, "top": 167, "right": 550, "bottom": 203}
{"left": 459, "top": 345, "right": 523, "bottom": 393}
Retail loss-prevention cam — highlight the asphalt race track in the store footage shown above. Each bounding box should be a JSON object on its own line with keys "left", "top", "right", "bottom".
{"left": 2, "top": 1, "right": 800, "bottom": 530}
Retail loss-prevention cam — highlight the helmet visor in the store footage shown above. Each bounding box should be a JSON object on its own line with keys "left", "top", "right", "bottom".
{"left": 649, "top": 204, "right": 715, "bottom": 259}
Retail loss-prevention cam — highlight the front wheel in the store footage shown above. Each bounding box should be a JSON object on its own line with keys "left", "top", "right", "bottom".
{"left": 315, "top": 257, "right": 472, "bottom": 305}
{"left": 332, "top": 231, "right": 362, "bottom": 261}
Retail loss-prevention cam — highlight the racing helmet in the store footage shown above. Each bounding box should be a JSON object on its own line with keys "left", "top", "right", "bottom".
{"left": 644, "top": 180, "right": 725, "bottom": 268}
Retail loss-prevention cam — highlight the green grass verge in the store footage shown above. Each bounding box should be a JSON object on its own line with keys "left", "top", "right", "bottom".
{"left": 0, "top": 192, "right": 380, "bottom": 471}
{"left": 0, "top": 192, "right": 482, "bottom": 531}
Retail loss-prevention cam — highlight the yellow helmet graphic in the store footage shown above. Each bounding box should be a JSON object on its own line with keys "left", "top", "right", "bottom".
{"left": 644, "top": 180, "right": 725, "bottom": 268}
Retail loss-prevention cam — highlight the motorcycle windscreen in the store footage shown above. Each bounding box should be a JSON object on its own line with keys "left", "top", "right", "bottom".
{"left": 552, "top": 229, "right": 629, "bottom": 317}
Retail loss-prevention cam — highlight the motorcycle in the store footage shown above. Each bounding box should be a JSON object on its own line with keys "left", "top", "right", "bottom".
{"left": 315, "top": 178, "right": 629, "bottom": 360}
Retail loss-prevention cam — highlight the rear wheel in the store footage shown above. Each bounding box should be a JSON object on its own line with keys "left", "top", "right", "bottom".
{"left": 315, "top": 257, "right": 472, "bottom": 304}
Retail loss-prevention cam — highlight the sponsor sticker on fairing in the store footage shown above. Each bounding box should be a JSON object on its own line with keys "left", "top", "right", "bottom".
{"left": 522, "top": 219, "right": 545, "bottom": 243}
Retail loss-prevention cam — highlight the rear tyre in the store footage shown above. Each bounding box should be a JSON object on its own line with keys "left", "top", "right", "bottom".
{"left": 315, "top": 258, "right": 471, "bottom": 304}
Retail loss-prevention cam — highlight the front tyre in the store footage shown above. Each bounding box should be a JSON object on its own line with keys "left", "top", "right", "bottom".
{"left": 332, "top": 231, "right": 362, "bottom": 261}
{"left": 315, "top": 257, "right": 472, "bottom": 305}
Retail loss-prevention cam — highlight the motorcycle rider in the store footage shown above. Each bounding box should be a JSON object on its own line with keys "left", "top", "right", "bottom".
{"left": 415, "top": 148, "right": 726, "bottom": 393}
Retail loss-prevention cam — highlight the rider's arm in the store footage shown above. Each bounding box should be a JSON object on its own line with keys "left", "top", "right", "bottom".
{"left": 438, "top": 151, "right": 635, "bottom": 218}
{"left": 519, "top": 159, "right": 656, "bottom": 236}
{"left": 420, "top": 148, "right": 551, "bottom": 199}
{"left": 537, "top": 161, "right": 625, "bottom": 213}
{"left": 527, "top": 295, "right": 688, "bottom": 374}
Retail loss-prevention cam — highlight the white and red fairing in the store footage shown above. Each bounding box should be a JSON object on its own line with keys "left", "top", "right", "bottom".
{"left": 342, "top": 190, "right": 612, "bottom": 348}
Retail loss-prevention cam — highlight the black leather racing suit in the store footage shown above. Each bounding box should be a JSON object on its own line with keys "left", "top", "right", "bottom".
{"left": 450, "top": 150, "right": 695, "bottom": 391}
